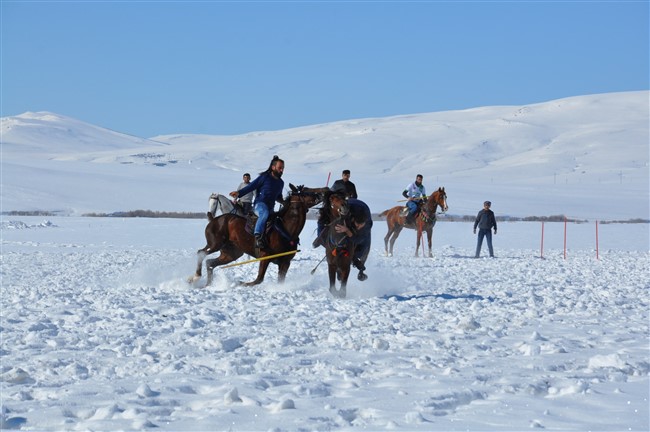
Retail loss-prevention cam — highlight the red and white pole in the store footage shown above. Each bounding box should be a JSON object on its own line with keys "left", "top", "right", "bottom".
{"left": 539, "top": 221, "right": 544, "bottom": 258}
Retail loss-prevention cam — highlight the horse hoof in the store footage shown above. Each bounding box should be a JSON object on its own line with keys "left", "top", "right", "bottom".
{"left": 187, "top": 275, "right": 200, "bottom": 284}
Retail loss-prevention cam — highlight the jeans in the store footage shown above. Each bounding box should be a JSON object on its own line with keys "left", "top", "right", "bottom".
{"left": 475, "top": 229, "right": 494, "bottom": 257}
{"left": 254, "top": 202, "right": 270, "bottom": 236}
{"left": 406, "top": 200, "right": 418, "bottom": 216}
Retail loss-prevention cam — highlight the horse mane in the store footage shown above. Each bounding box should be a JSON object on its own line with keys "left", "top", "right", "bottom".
{"left": 276, "top": 193, "right": 293, "bottom": 218}
{"left": 317, "top": 190, "right": 347, "bottom": 225}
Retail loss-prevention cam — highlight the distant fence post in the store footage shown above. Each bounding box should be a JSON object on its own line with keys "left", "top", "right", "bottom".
{"left": 596, "top": 220, "right": 599, "bottom": 260}
{"left": 564, "top": 216, "right": 566, "bottom": 259}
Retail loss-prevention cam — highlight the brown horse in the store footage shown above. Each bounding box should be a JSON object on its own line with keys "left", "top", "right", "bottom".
{"left": 323, "top": 193, "right": 353, "bottom": 299}
{"left": 379, "top": 187, "right": 448, "bottom": 258}
{"left": 191, "top": 184, "right": 326, "bottom": 287}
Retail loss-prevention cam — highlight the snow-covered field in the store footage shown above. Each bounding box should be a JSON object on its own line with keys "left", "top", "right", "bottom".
{"left": 1, "top": 216, "right": 648, "bottom": 430}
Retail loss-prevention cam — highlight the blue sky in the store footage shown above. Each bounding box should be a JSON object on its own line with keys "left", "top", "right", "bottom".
{"left": 2, "top": 1, "right": 648, "bottom": 138}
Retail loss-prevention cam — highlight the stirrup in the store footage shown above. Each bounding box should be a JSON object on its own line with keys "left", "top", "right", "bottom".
{"left": 254, "top": 234, "right": 265, "bottom": 249}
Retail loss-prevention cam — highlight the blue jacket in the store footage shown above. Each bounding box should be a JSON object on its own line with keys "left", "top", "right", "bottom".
{"left": 237, "top": 172, "right": 284, "bottom": 208}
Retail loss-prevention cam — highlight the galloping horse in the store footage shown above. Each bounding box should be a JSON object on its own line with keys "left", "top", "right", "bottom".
{"left": 191, "top": 184, "right": 326, "bottom": 287}
{"left": 322, "top": 193, "right": 353, "bottom": 299}
{"left": 379, "top": 187, "right": 448, "bottom": 257}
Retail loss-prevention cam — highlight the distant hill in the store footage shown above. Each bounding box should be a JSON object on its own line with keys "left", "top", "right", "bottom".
{"left": 2, "top": 91, "right": 648, "bottom": 219}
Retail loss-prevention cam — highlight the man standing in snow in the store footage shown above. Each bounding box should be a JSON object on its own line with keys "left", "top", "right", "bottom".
{"left": 330, "top": 169, "right": 358, "bottom": 199}
{"left": 473, "top": 200, "right": 497, "bottom": 258}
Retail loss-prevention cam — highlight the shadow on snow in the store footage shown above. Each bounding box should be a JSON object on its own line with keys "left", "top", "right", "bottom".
{"left": 382, "top": 293, "right": 495, "bottom": 302}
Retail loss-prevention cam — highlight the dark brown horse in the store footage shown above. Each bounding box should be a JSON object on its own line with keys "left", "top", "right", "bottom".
{"left": 191, "top": 184, "right": 326, "bottom": 287}
{"left": 323, "top": 193, "right": 353, "bottom": 299}
{"left": 379, "top": 187, "right": 448, "bottom": 258}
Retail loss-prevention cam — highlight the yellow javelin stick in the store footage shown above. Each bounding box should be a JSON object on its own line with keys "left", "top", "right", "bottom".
{"left": 397, "top": 196, "right": 427, "bottom": 202}
{"left": 220, "top": 249, "right": 300, "bottom": 269}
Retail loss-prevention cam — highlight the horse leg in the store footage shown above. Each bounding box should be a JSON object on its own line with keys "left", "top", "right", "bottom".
{"left": 389, "top": 226, "right": 403, "bottom": 256}
{"left": 205, "top": 247, "right": 243, "bottom": 286}
{"left": 427, "top": 228, "right": 433, "bottom": 258}
{"left": 241, "top": 258, "right": 271, "bottom": 286}
{"left": 384, "top": 228, "right": 393, "bottom": 256}
{"left": 328, "top": 263, "right": 338, "bottom": 296}
{"left": 277, "top": 259, "right": 291, "bottom": 283}
{"left": 190, "top": 247, "right": 209, "bottom": 283}
{"left": 338, "top": 263, "right": 351, "bottom": 299}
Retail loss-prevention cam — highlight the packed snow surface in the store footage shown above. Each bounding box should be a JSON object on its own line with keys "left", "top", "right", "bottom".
{"left": 1, "top": 216, "right": 648, "bottom": 430}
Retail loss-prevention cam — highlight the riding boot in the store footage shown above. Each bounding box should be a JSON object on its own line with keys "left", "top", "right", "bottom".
{"left": 352, "top": 258, "right": 365, "bottom": 272}
{"left": 405, "top": 213, "right": 415, "bottom": 224}
{"left": 254, "top": 233, "right": 265, "bottom": 249}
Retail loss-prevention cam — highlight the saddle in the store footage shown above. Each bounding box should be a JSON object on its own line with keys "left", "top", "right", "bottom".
{"left": 244, "top": 213, "right": 296, "bottom": 249}
{"left": 401, "top": 203, "right": 422, "bottom": 223}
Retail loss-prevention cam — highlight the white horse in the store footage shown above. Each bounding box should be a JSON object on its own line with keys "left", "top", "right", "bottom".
{"left": 207, "top": 193, "right": 246, "bottom": 218}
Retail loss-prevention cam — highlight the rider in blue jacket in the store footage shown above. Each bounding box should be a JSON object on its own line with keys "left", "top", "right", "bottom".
{"left": 231, "top": 156, "right": 285, "bottom": 249}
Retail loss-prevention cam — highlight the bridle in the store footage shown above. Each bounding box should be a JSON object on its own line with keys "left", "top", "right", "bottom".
{"left": 419, "top": 191, "right": 448, "bottom": 223}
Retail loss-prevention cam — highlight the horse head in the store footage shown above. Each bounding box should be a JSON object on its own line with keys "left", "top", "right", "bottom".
{"left": 328, "top": 192, "right": 349, "bottom": 218}
{"left": 430, "top": 187, "right": 448, "bottom": 213}
{"left": 288, "top": 183, "right": 327, "bottom": 208}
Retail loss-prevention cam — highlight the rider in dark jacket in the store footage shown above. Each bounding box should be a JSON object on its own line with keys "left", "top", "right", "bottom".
{"left": 334, "top": 198, "right": 372, "bottom": 281}
{"left": 231, "top": 156, "right": 285, "bottom": 249}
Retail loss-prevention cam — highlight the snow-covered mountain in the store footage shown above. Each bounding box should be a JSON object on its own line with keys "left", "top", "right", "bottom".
{"left": 1, "top": 91, "right": 648, "bottom": 219}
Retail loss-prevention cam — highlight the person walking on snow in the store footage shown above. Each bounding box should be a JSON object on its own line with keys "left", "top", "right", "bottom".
{"left": 473, "top": 200, "right": 497, "bottom": 258}
{"left": 330, "top": 169, "right": 358, "bottom": 199}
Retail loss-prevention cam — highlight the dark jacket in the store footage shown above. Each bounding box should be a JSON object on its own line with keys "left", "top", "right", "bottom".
{"left": 347, "top": 199, "right": 373, "bottom": 233}
{"left": 474, "top": 209, "right": 497, "bottom": 232}
{"left": 237, "top": 172, "right": 284, "bottom": 208}
{"left": 330, "top": 179, "right": 358, "bottom": 199}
